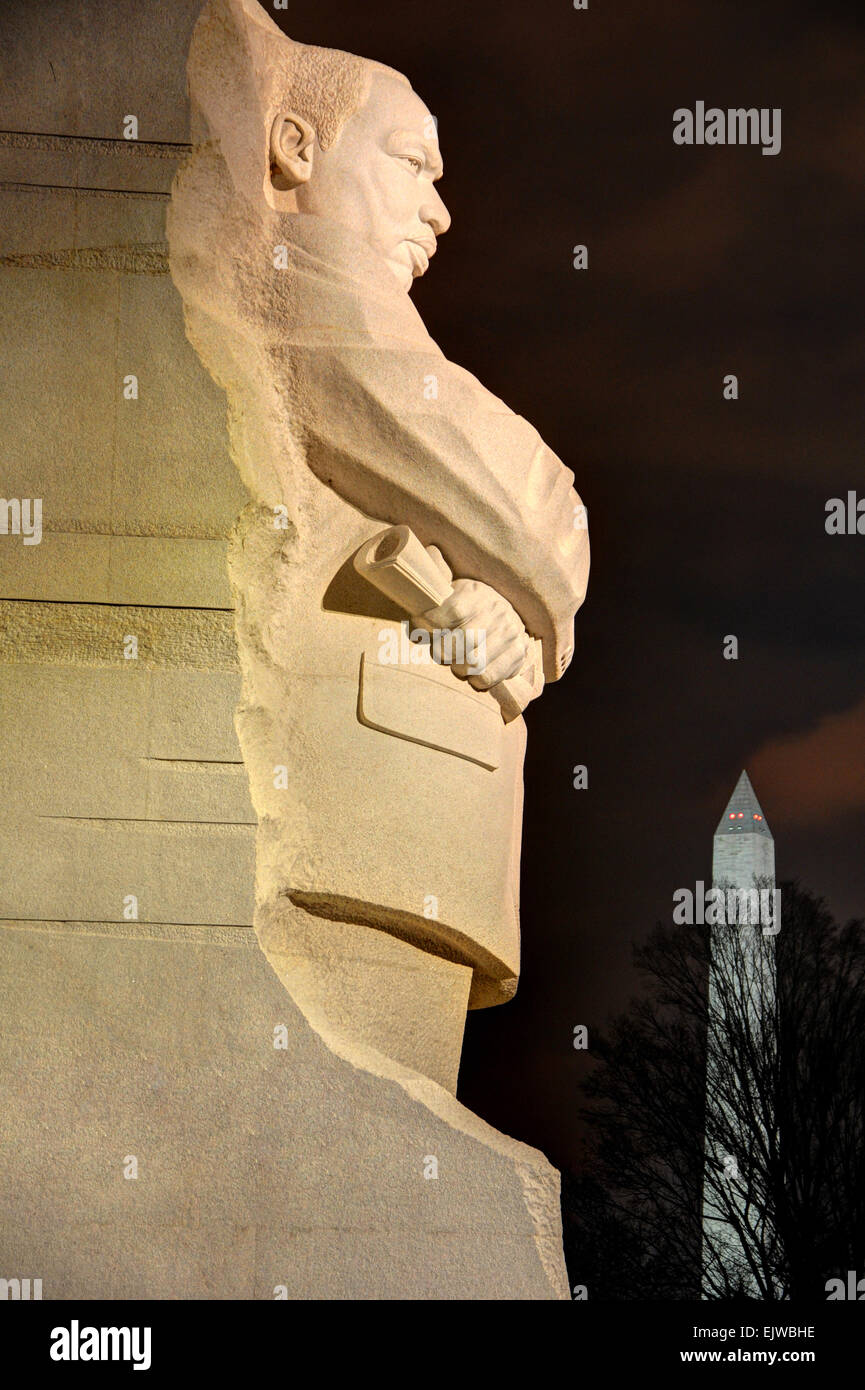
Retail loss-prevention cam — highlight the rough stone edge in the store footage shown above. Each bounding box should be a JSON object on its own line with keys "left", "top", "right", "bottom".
{"left": 253, "top": 940, "right": 570, "bottom": 1299}
{"left": 0, "top": 915, "right": 569, "bottom": 1296}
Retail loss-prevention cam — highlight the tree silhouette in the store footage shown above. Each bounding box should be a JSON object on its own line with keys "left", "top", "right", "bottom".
{"left": 562, "top": 882, "right": 865, "bottom": 1299}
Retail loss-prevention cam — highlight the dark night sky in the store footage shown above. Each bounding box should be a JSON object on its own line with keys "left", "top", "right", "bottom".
{"left": 278, "top": 0, "right": 865, "bottom": 1175}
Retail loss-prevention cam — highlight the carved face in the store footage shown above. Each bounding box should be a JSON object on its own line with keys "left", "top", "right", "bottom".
{"left": 296, "top": 72, "right": 451, "bottom": 291}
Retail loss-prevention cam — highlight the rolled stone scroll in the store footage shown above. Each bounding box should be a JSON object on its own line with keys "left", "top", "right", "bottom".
{"left": 354, "top": 525, "right": 544, "bottom": 722}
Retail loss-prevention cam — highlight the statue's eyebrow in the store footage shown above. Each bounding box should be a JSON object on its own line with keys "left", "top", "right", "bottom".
{"left": 424, "top": 140, "right": 444, "bottom": 180}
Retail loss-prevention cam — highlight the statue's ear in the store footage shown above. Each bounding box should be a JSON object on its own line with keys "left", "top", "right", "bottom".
{"left": 270, "top": 113, "right": 316, "bottom": 198}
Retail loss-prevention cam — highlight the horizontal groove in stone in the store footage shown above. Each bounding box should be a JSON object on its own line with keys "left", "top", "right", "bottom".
{"left": 0, "top": 130, "right": 191, "bottom": 158}
{"left": 0, "top": 181, "right": 168, "bottom": 200}
{"left": 4, "top": 520, "right": 229, "bottom": 541}
{"left": 0, "top": 244, "right": 169, "bottom": 273}
{"left": 34, "top": 816, "right": 255, "bottom": 834}
{"left": 0, "top": 918, "right": 256, "bottom": 946}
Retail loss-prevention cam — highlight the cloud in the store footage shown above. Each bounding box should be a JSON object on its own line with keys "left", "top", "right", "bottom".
{"left": 749, "top": 693, "right": 865, "bottom": 825}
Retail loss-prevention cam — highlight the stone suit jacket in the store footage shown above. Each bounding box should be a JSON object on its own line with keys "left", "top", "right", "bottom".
{"left": 172, "top": 206, "right": 589, "bottom": 1006}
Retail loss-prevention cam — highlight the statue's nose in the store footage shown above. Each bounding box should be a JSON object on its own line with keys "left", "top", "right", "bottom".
{"left": 422, "top": 188, "right": 451, "bottom": 237}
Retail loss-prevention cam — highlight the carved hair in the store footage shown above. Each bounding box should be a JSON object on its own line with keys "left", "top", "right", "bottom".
{"left": 187, "top": 0, "right": 407, "bottom": 207}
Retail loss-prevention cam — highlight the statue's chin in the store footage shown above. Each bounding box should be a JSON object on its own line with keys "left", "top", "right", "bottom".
{"left": 385, "top": 256, "right": 416, "bottom": 293}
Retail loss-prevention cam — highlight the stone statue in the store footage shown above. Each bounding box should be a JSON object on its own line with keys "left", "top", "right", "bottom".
{"left": 168, "top": 0, "right": 589, "bottom": 1097}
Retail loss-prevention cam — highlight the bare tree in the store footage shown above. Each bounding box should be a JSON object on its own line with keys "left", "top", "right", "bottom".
{"left": 562, "top": 882, "right": 865, "bottom": 1300}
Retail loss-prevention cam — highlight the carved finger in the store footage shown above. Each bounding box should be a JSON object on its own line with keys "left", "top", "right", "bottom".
{"left": 467, "top": 637, "right": 530, "bottom": 690}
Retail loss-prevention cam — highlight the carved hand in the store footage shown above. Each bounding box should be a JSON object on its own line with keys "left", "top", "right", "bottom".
{"left": 416, "top": 546, "right": 532, "bottom": 691}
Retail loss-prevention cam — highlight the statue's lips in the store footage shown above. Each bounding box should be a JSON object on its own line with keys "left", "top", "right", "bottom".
{"left": 404, "top": 239, "right": 435, "bottom": 276}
